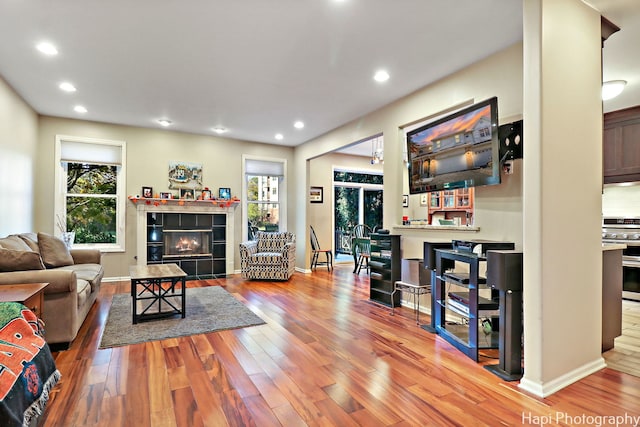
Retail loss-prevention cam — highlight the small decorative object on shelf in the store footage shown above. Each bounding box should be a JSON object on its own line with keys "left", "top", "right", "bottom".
{"left": 201, "top": 188, "right": 212, "bottom": 200}
{"left": 218, "top": 187, "right": 231, "bottom": 200}
{"left": 160, "top": 192, "right": 172, "bottom": 199}
{"left": 180, "top": 188, "right": 195, "bottom": 200}
{"left": 142, "top": 186, "right": 153, "bottom": 198}
{"left": 128, "top": 195, "right": 241, "bottom": 206}
{"left": 56, "top": 214, "right": 75, "bottom": 249}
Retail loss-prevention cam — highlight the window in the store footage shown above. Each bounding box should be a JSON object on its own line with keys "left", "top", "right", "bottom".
{"left": 242, "top": 156, "right": 287, "bottom": 239}
{"left": 55, "top": 136, "right": 126, "bottom": 252}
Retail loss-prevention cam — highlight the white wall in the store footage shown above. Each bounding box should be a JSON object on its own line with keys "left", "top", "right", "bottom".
{"left": 0, "top": 76, "right": 38, "bottom": 235}
{"left": 36, "top": 116, "right": 295, "bottom": 278}
{"left": 296, "top": 42, "right": 525, "bottom": 264}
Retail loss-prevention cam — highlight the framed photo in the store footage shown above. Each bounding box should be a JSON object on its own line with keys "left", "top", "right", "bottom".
{"left": 219, "top": 187, "right": 231, "bottom": 200}
{"left": 420, "top": 193, "right": 428, "bottom": 206}
{"left": 142, "top": 186, "right": 153, "bottom": 198}
{"left": 180, "top": 188, "right": 195, "bottom": 200}
{"left": 201, "top": 189, "right": 212, "bottom": 200}
{"left": 402, "top": 194, "right": 409, "bottom": 208}
{"left": 310, "top": 186, "right": 323, "bottom": 203}
{"left": 160, "top": 192, "right": 172, "bottom": 199}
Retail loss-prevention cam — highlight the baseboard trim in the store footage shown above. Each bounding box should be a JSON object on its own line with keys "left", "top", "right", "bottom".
{"left": 103, "top": 276, "right": 129, "bottom": 283}
{"left": 519, "top": 357, "right": 606, "bottom": 398}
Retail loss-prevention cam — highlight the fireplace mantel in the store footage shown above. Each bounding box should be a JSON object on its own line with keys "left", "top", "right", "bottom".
{"left": 134, "top": 200, "right": 238, "bottom": 275}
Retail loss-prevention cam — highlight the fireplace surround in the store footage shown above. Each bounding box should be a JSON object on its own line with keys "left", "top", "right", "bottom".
{"left": 135, "top": 201, "right": 237, "bottom": 278}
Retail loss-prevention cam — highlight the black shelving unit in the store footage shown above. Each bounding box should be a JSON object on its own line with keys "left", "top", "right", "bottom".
{"left": 369, "top": 233, "right": 401, "bottom": 307}
{"left": 434, "top": 249, "right": 500, "bottom": 362}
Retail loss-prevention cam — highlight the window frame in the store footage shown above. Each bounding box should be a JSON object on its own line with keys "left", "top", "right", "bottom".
{"left": 54, "top": 135, "right": 126, "bottom": 252}
{"left": 242, "top": 155, "right": 287, "bottom": 241}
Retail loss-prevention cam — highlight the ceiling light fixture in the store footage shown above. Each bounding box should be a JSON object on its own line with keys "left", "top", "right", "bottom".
{"left": 294, "top": 121, "right": 305, "bottom": 129}
{"left": 602, "top": 80, "right": 627, "bottom": 101}
{"left": 74, "top": 105, "right": 87, "bottom": 113}
{"left": 370, "top": 135, "right": 384, "bottom": 164}
{"left": 59, "top": 82, "right": 76, "bottom": 92}
{"left": 374, "top": 70, "right": 390, "bottom": 83}
{"left": 157, "top": 119, "right": 172, "bottom": 127}
{"left": 36, "top": 42, "right": 58, "bottom": 56}
{"left": 212, "top": 127, "right": 228, "bottom": 134}
{"left": 275, "top": 133, "right": 284, "bottom": 141}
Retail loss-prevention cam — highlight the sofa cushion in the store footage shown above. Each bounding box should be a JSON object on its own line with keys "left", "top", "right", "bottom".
{"left": 0, "top": 248, "right": 45, "bottom": 272}
{"left": 256, "top": 232, "right": 294, "bottom": 253}
{"left": 0, "top": 235, "right": 33, "bottom": 251}
{"left": 38, "top": 232, "right": 74, "bottom": 268}
{"left": 250, "top": 252, "right": 283, "bottom": 265}
{"left": 57, "top": 263, "right": 104, "bottom": 292}
{"left": 16, "top": 233, "right": 40, "bottom": 252}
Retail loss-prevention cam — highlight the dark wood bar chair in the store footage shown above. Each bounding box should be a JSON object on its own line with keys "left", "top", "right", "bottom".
{"left": 310, "top": 226, "right": 333, "bottom": 271}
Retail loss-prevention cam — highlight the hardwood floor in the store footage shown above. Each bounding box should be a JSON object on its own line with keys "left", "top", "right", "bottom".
{"left": 42, "top": 264, "right": 640, "bottom": 426}
{"left": 604, "top": 299, "right": 640, "bottom": 377}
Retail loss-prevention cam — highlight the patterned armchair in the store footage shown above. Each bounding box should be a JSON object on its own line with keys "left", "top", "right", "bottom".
{"left": 239, "top": 231, "right": 296, "bottom": 280}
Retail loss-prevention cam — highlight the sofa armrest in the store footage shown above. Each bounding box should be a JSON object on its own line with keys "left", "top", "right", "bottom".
{"left": 70, "top": 248, "right": 102, "bottom": 265}
{"left": 239, "top": 241, "right": 258, "bottom": 256}
{"left": 0, "top": 269, "right": 77, "bottom": 294}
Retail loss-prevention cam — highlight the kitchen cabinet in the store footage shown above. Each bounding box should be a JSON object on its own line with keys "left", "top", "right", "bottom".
{"left": 427, "top": 188, "right": 474, "bottom": 224}
{"left": 604, "top": 106, "right": 640, "bottom": 184}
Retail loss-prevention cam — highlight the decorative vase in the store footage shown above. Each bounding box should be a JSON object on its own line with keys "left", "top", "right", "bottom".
{"left": 62, "top": 231, "right": 75, "bottom": 250}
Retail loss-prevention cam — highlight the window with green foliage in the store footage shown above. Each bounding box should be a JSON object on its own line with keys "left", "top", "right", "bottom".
{"left": 66, "top": 163, "right": 117, "bottom": 243}
{"left": 243, "top": 157, "right": 286, "bottom": 240}
{"left": 55, "top": 136, "right": 126, "bottom": 251}
{"left": 247, "top": 175, "right": 280, "bottom": 233}
{"left": 334, "top": 170, "right": 384, "bottom": 185}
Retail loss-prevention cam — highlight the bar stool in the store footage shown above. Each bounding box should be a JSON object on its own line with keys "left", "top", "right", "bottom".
{"left": 391, "top": 281, "right": 431, "bottom": 325}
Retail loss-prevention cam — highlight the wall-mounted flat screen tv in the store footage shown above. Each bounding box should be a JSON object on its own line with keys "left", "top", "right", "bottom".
{"left": 406, "top": 97, "right": 500, "bottom": 194}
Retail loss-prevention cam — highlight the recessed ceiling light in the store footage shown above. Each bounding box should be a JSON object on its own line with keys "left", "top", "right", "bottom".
{"left": 158, "top": 119, "right": 172, "bottom": 127}
{"left": 212, "top": 127, "right": 228, "bottom": 134}
{"left": 602, "top": 80, "right": 627, "bottom": 101}
{"left": 275, "top": 133, "right": 284, "bottom": 141}
{"left": 36, "top": 42, "right": 58, "bottom": 56}
{"left": 74, "top": 105, "right": 87, "bottom": 113}
{"left": 294, "top": 121, "right": 305, "bottom": 129}
{"left": 59, "top": 82, "right": 76, "bottom": 92}
{"left": 374, "top": 70, "right": 390, "bottom": 83}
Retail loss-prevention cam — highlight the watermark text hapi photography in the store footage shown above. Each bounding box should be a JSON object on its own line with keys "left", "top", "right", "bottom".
{"left": 522, "top": 411, "right": 640, "bottom": 427}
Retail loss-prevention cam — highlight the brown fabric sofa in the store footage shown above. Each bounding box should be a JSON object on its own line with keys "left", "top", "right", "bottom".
{"left": 0, "top": 232, "right": 103, "bottom": 348}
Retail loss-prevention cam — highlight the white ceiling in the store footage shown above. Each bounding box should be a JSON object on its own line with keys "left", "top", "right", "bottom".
{"left": 0, "top": 0, "right": 636, "bottom": 152}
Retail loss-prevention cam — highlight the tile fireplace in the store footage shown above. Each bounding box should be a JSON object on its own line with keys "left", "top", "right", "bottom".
{"left": 135, "top": 201, "right": 237, "bottom": 279}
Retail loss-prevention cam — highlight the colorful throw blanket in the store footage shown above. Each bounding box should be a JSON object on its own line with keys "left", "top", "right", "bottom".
{"left": 0, "top": 302, "right": 60, "bottom": 427}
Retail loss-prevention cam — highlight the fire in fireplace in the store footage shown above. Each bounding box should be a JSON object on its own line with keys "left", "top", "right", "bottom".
{"left": 163, "top": 230, "right": 212, "bottom": 258}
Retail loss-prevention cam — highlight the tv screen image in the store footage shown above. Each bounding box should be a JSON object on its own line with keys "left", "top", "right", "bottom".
{"left": 406, "top": 97, "right": 500, "bottom": 194}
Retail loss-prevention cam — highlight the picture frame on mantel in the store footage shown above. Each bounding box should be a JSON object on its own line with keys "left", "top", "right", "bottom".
{"left": 310, "top": 186, "right": 323, "bottom": 203}
{"left": 402, "top": 194, "right": 409, "bottom": 208}
{"left": 142, "top": 186, "right": 153, "bottom": 198}
{"left": 219, "top": 187, "right": 231, "bottom": 200}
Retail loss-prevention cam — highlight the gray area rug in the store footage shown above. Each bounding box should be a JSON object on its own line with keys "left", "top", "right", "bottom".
{"left": 99, "top": 286, "right": 265, "bottom": 348}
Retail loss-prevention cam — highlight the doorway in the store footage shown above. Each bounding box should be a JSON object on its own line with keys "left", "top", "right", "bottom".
{"left": 333, "top": 173, "right": 383, "bottom": 261}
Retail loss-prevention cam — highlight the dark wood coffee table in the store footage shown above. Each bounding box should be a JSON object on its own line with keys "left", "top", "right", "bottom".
{"left": 129, "top": 263, "right": 187, "bottom": 324}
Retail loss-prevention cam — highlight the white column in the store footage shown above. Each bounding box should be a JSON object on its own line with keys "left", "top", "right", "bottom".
{"left": 520, "top": 0, "right": 605, "bottom": 397}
